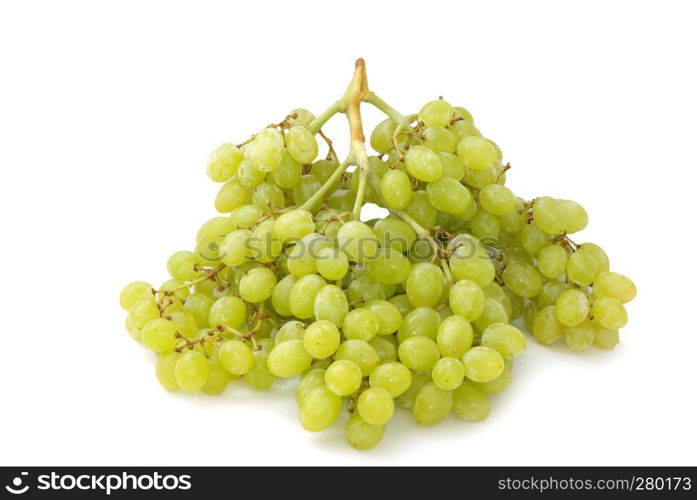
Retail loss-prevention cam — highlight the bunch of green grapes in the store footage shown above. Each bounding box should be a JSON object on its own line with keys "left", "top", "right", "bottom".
{"left": 119, "top": 60, "right": 634, "bottom": 450}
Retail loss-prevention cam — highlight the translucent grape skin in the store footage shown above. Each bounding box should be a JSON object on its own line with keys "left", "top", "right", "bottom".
{"left": 452, "top": 382, "right": 490, "bottom": 421}
{"left": 369, "top": 362, "right": 412, "bottom": 397}
{"left": 413, "top": 382, "right": 453, "bottom": 426}
{"left": 357, "top": 387, "right": 395, "bottom": 426}
{"left": 346, "top": 413, "right": 385, "bottom": 450}
{"left": 174, "top": 351, "right": 210, "bottom": 393}
{"left": 325, "top": 360, "right": 363, "bottom": 396}
{"left": 299, "top": 386, "right": 342, "bottom": 432}
{"left": 462, "top": 346, "right": 504, "bottom": 382}
{"left": 303, "top": 320, "right": 341, "bottom": 359}
{"left": 381, "top": 169, "right": 412, "bottom": 210}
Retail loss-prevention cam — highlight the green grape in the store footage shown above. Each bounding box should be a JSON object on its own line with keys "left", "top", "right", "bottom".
{"left": 303, "top": 320, "right": 341, "bottom": 359}
{"left": 523, "top": 302, "right": 541, "bottom": 332}
{"left": 155, "top": 351, "right": 180, "bottom": 391}
{"left": 120, "top": 281, "right": 154, "bottom": 310}
{"left": 396, "top": 371, "right": 431, "bottom": 409}
{"left": 456, "top": 136, "right": 497, "bottom": 171}
{"left": 593, "top": 326, "right": 620, "bottom": 350}
{"left": 520, "top": 223, "right": 552, "bottom": 255}
{"left": 166, "top": 251, "right": 200, "bottom": 281}
{"left": 404, "top": 145, "right": 442, "bottom": 182}
{"left": 337, "top": 221, "right": 379, "bottom": 264}
{"left": 452, "top": 382, "right": 490, "bottom": 421}
{"left": 335, "top": 339, "right": 379, "bottom": 376}
{"left": 357, "top": 387, "right": 394, "bottom": 425}
{"left": 313, "top": 284, "right": 349, "bottom": 327}
{"left": 449, "top": 280, "right": 485, "bottom": 321}
{"left": 273, "top": 209, "right": 315, "bottom": 244}
{"left": 532, "top": 305, "right": 565, "bottom": 344}
{"left": 268, "top": 150, "right": 302, "bottom": 189}
{"left": 370, "top": 336, "right": 398, "bottom": 363}
{"left": 555, "top": 289, "right": 589, "bottom": 326}
{"left": 432, "top": 357, "right": 465, "bottom": 391}
{"left": 275, "top": 320, "right": 305, "bottom": 345}
{"left": 437, "top": 315, "right": 473, "bottom": 358}
{"left": 289, "top": 274, "right": 326, "bottom": 319}
{"left": 502, "top": 246, "right": 533, "bottom": 266}
{"left": 239, "top": 267, "right": 277, "bottom": 303}
{"left": 369, "top": 362, "right": 411, "bottom": 398}
{"left": 397, "top": 307, "right": 441, "bottom": 342}
{"left": 202, "top": 356, "right": 232, "bottom": 395}
{"left": 267, "top": 339, "right": 312, "bottom": 377}
{"left": 159, "top": 279, "right": 191, "bottom": 303}
{"left": 479, "top": 184, "right": 516, "bottom": 215}
{"left": 373, "top": 218, "right": 417, "bottom": 253}
{"left": 364, "top": 299, "right": 402, "bottom": 335}
{"left": 380, "top": 168, "right": 412, "bottom": 210}
{"left": 287, "top": 234, "right": 321, "bottom": 277}
{"left": 252, "top": 182, "right": 285, "bottom": 212}
{"left": 462, "top": 346, "right": 504, "bottom": 382}
{"left": 347, "top": 275, "right": 387, "bottom": 303}
{"left": 286, "top": 125, "right": 318, "bottom": 163}
{"left": 398, "top": 336, "right": 440, "bottom": 371}
{"left": 215, "top": 178, "right": 252, "bottom": 213}
{"left": 405, "top": 262, "right": 443, "bottom": 308}
{"left": 292, "top": 174, "right": 322, "bottom": 207}
{"left": 248, "top": 127, "right": 284, "bottom": 172}
{"left": 343, "top": 308, "right": 380, "bottom": 341}
{"left": 473, "top": 299, "right": 507, "bottom": 332}
{"left": 296, "top": 368, "right": 326, "bottom": 404}
{"left": 219, "top": 229, "right": 252, "bottom": 267}
{"left": 538, "top": 245, "right": 568, "bottom": 279}
{"left": 537, "top": 280, "right": 571, "bottom": 307}
{"left": 462, "top": 164, "right": 497, "bottom": 189}
{"left": 578, "top": 243, "right": 610, "bottom": 276}
{"left": 349, "top": 169, "right": 377, "bottom": 203}
{"left": 413, "top": 382, "right": 453, "bottom": 426}
{"left": 593, "top": 272, "right": 636, "bottom": 303}
{"left": 315, "top": 246, "right": 349, "bottom": 281}
{"left": 196, "top": 216, "right": 237, "bottom": 257}
{"left": 564, "top": 321, "right": 595, "bottom": 352}
{"left": 566, "top": 250, "right": 598, "bottom": 286}
{"left": 419, "top": 99, "right": 454, "bottom": 128}
{"left": 470, "top": 360, "right": 512, "bottom": 394}
{"left": 405, "top": 190, "right": 438, "bottom": 229}
{"left": 244, "top": 348, "right": 275, "bottom": 390}
{"left": 237, "top": 158, "right": 266, "bottom": 187}
{"left": 271, "top": 274, "right": 296, "bottom": 317}
{"left": 559, "top": 199, "right": 588, "bottom": 233}
{"left": 532, "top": 197, "right": 565, "bottom": 235}
{"left": 470, "top": 209, "right": 500, "bottom": 242}
{"left": 504, "top": 289, "right": 524, "bottom": 321}
{"left": 170, "top": 311, "right": 198, "bottom": 339}
{"left": 450, "top": 120, "right": 481, "bottom": 140}
{"left": 311, "top": 160, "right": 341, "bottom": 189}
{"left": 288, "top": 108, "right": 316, "bottom": 126}
{"left": 125, "top": 317, "right": 141, "bottom": 341}
{"left": 250, "top": 218, "right": 282, "bottom": 263}
{"left": 592, "top": 296, "right": 627, "bottom": 329}
{"left": 346, "top": 414, "right": 384, "bottom": 450}
{"left": 366, "top": 248, "right": 411, "bottom": 285}
{"left": 449, "top": 247, "right": 495, "bottom": 287}
{"left": 299, "top": 386, "right": 342, "bottom": 432}
{"left": 128, "top": 299, "right": 161, "bottom": 331}
{"left": 438, "top": 152, "right": 466, "bottom": 180}
{"left": 370, "top": 118, "right": 397, "bottom": 154}
{"left": 481, "top": 323, "right": 526, "bottom": 359}
{"left": 422, "top": 126, "right": 457, "bottom": 153}
{"left": 219, "top": 339, "right": 254, "bottom": 375}
{"left": 206, "top": 143, "right": 243, "bottom": 182}
{"left": 502, "top": 262, "right": 543, "bottom": 298}
{"left": 499, "top": 199, "right": 527, "bottom": 233}
{"left": 453, "top": 106, "right": 474, "bottom": 123}
{"left": 327, "top": 189, "right": 355, "bottom": 212}
{"left": 426, "top": 176, "right": 473, "bottom": 214}
{"left": 208, "top": 296, "right": 247, "bottom": 330}
{"left": 389, "top": 294, "right": 412, "bottom": 316}
{"left": 324, "top": 359, "right": 363, "bottom": 396}
{"left": 174, "top": 351, "right": 210, "bottom": 392}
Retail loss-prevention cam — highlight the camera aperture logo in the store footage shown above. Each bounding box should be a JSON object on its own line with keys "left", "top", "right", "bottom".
{"left": 4, "top": 471, "right": 191, "bottom": 495}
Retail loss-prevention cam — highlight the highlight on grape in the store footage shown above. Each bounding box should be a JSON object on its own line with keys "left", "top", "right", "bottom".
{"left": 120, "top": 59, "right": 636, "bottom": 450}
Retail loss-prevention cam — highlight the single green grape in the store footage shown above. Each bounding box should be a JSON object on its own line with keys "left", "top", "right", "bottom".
{"left": 470, "top": 360, "right": 512, "bottom": 394}
{"left": 271, "top": 274, "right": 296, "bottom": 317}
{"left": 206, "top": 143, "right": 243, "bottom": 182}
{"left": 413, "top": 382, "right": 453, "bottom": 426}
{"left": 426, "top": 176, "right": 473, "bottom": 214}
{"left": 564, "top": 321, "right": 595, "bottom": 352}
{"left": 292, "top": 174, "right": 322, "bottom": 207}
{"left": 343, "top": 308, "right": 380, "bottom": 342}
{"left": 438, "top": 152, "right": 466, "bottom": 180}
{"left": 423, "top": 126, "right": 457, "bottom": 153}
{"left": 397, "top": 306, "right": 441, "bottom": 342}
{"left": 364, "top": 299, "right": 402, "bottom": 335}
{"left": 324, "top": 359, "right": 363, "bottom": 396}
{"left": 537, "top": 280, "right": 572, "bottom": 307}
{"left": 296, "top": 368, "right": 326, "bottom": 405}
{"left": 215, "top": 178, "right": 252, "bottom": 213}
{"left": 201, "top": 356, "right": 232, "bottom": 395}
{"left": 299, "top": 386, "right": 342, "bottom": 432}
{"left": 593, "top": 326, "right": 620, "bottom": 350}
{"left": 398, "top": 336, "right": 440, "bottom": 371}
{"left": 578, "top": 243, "right": 610, "bottom": 276}
{"left": 315, "top": 246, "right": 349, "bottom": 281}
{"left": 237, "top": 158, "right": 266, "bottom": 187}
{"left": 405, "top": 190, "right": 438, "bottom": 229}
{"left": 372, "top": 218, "right": 417, "bottom": 253}
{"left": 462, "top": 346, "right": 504, "bottom": 382}
{"left": 120, "top": 281, "right": 155, "bottom": 310}
{"left": 366, "top": 247, "right": 411, "bottom": 285}
{"left": 520, "top": 223, "right": 552, "bottom": 255}
{"left": 481, "top": 323, "right": 526, "bottom": 359}
{"left": 289, "top": 274, "right": 326, "bottom": 319}
{"left": 474, "top": 298, "right": 509, "bottom": 331}
{"left": 174, "top": 351, "right": 210, "bottom": 393}
{"left": 470, "top": 209, "right": 501, "bottom": 242}
{"left": 313, "top": 284, "right": 349, "bottom": 327}
{"left": 532, "top": 197, "right": 565, "bottom": 235}
{"left": 370, "top": 336, "right": 398, "bottom": 363}
{"left": 273, "top": 209, "right": 315, "bottom": 243}
{"left": 559, "top": 199, "right": 588, "bottom": 233}
{"left": 432, "top": 357, "right": 465, "bottom": 391}
{"left": 395, "top": 371, "right": 431, "bottom": 409}
{"left": 346, "top": 414, "right": 385, "bottom": 450}
{"left": 248, "top": 127, "right": 284, "bottom": 172}
{"left": 405, "top": 262, "right": 443, "bottom": 308}
{"left": 370, "top": 118, "right": 397, "bottom": 154}
{"left": 275, "top": 320, "right": 305, "bottom": 345}
{"left": 303, "top": 320, "right": 341, "bottom": 359}
{"left": 337, "top": 221, "right": 380, "bottom": 264}
{"left": 267, "top": 339, "right": 312, "bottom": 378}
{"left": 369, "top": 362, "right": 412, "bottom": 397}
{"left": 537, "top": 245, "right": 568, "bottom": 279}
{"left": 155, "top": 352, "right": 180, "bottom": 391}
{"left": 452, "top": 381, "right": 490, "bottom": 421}
{"left": 286, "top": 125, "right": 318, "bottom": 163}
{"left": 286, "top": 233, "right": 321, "bottom": 277}
{"left": 555, "top": 289, "right": 590, "bottom": 326}
{"left": 208, "top": 296, "right": 247, "bottom": 330}
{"left": 357, "top": 387, "right": 394, "bottom": 425}
{"left": 533, "top": 305, "right": 565, "bottom": 344}
{"left": 141, "top": 318, "right": 178, "bottom": 352}
{"left": 219, "top": 339, "right": 254, "bottom": 375}
{"left": 335, "top": 339, "right": 380, "bottom": 376}
{"left": 436, "top": 315, "right": 473, "bottom": 358}
{"left": 404, "top": 145, "right": 443, "bottom": 182}
{"left": 449, "top": 280, "right": 485, "bottom": 321}
{"left": 252, "top": 182, "right": 285, "bottom": 212}
{"left": 419, "top": 99, "right": 454, "bottom": 128}
{"left": 456, "top": 136, "right": 497, "bottom": 171}
{"left": 219, "top": 229, "right": 252, "bottom": 267}
{"left": 479, "top": 184, "right": 516, "bottom": 215}
{"left": 347, "top": 275, "right": 387, "bottom": 303}
{"left": 170, "top": 311, "right": 198, "bottom": 339}
{"left": 381, "top": 168, "right": 413, "bottom": 210}
{"left": 593, "top": 272, "right": 636, "bottom": 303}
{"left": 567, "top": 250, "right": 598, "bottom": 286}
{"left": 239, "top": 267, "right": 277, "bottom": 303}
{"left": 449, "top": 246, "right": 496, "bottom": 287}
{"left": 591, "top": 296, "right": 628, "bottom": 329}
{"left": 244, "top": 349, "right": 275, "bottom": 390}
{"left": 166, "top": 251, "right": 200, "bottom": 281}
{"left": 502, "top": 262, "right": 543, "bottom": 298}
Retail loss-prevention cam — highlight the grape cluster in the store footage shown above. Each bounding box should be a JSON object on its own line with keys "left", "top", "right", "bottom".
{"left": 120, "top": 60, "right": 635, "bottom": 450}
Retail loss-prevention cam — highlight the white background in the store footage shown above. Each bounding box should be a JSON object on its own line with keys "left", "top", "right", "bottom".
{"left": 1, "top": 0, "right": 696, "bottom": 466}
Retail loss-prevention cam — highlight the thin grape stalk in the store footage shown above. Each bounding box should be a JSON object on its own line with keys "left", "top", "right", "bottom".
{"left": 120, "top": 59, "right": 635, "bottom": 450}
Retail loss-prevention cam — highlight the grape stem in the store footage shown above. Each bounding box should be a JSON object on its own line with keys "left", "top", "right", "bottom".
{"left": 155, "top": 263, "right": 227, "bottom": 296}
